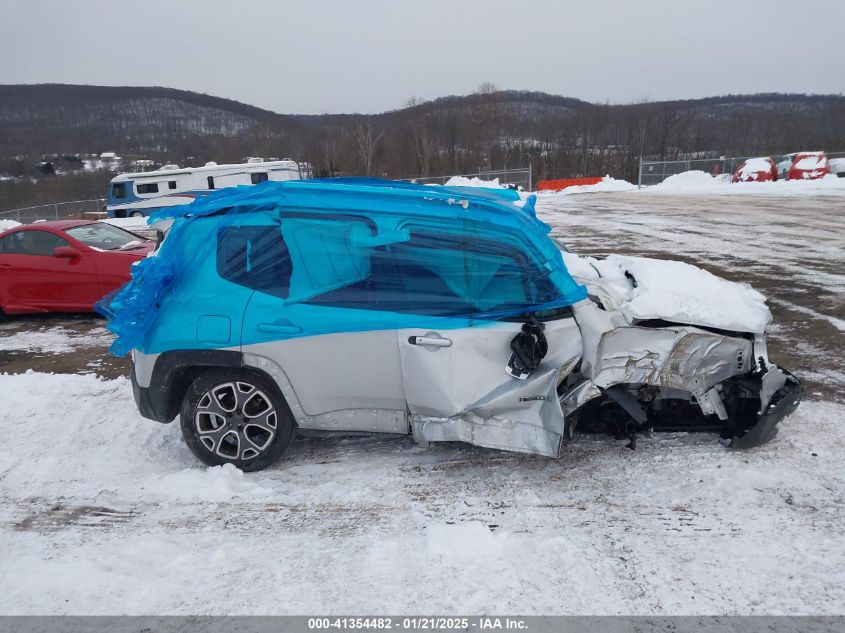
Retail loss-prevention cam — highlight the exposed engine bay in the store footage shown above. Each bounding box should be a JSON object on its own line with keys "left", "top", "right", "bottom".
{"left": 557, "top": 249, "right": 801, "bottom": 449}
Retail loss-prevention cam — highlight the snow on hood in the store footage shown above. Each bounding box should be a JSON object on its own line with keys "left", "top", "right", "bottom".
{"left": 562, "top": 251, "right": 772, "bottom": 333}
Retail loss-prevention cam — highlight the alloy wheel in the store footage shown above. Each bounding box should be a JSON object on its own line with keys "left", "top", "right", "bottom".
{"left": 195, "top": 381, "right": 278, "bottom": 461}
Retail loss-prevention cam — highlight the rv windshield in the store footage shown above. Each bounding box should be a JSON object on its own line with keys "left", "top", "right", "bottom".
{"left": 67, "top": 223, "right": 146, "bottom": 251}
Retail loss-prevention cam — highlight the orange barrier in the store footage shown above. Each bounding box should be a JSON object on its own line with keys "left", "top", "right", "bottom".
{"left": 537, "top": 177, "right": 603, "bottom": 191}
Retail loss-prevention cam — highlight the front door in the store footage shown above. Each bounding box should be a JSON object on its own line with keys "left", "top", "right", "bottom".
{"left": 0, "top": 229, "right": 100, "bottom": 311}
{"left": 389, "top": 225, "right": 583, "bottom": 457}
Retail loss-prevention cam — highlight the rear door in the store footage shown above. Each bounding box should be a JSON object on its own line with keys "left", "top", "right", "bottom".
{"left": 391, "top": 225, "right": 582, "bottom": 457}
{"left": 239, "top": 213, "right": 408, "bottom": 429}
{"left": 0, "top": 229, "right": 100, "bottom": 311}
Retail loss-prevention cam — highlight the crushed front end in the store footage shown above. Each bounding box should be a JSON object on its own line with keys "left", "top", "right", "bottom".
{"left": 558, "top": 251, "right": 802, "bottom": 448}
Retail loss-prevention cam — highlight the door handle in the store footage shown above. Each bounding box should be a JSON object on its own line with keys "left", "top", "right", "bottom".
{"left": 408, "top": 335, "right": 452, "bottom": 348}
{"left": 0, "top": 263, "right": 12, "bottom": 269}
{"left": 257, "top": 320, "right": 302, "bottom": 335}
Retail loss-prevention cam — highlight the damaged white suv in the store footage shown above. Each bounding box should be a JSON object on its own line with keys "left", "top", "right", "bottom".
{"left": 102, "top": 179, "right": 801, "bottom": 471}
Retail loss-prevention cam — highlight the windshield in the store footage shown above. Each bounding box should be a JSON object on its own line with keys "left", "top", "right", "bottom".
{"left": 66, "top": 223, "right": 146, "bottom": 251}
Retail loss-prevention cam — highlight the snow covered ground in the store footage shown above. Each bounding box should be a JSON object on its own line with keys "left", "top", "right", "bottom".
{"left": 0, "top": 372, "right": 843, "bottom": 615}
{"left": 0, "top": 189, "right": 843, "bottom": 615}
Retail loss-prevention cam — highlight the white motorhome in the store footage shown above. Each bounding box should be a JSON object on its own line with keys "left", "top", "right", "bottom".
{"left": 106, "top": 158, "right": 312, "bottom": 218}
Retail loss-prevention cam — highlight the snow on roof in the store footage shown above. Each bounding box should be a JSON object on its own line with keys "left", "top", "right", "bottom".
{"left": 738, "top": 158, "right": 774, "bottom": 178}
{"left": 111, "top": 158, "right": 301, "bottom": 182}
{"left": 0, "top": 219, "right": 22, "bottom": 233}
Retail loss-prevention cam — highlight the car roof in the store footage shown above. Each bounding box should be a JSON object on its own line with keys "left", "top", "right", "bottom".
{"left": 8, "top": 219, "right": 97, "bottom": 232}
{"left": 149, "top": 178, "right": 534, "bottom": 230}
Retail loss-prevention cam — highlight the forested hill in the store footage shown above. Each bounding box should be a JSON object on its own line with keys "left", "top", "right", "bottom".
{"left": 2, "top": 83, "right": 844, "bottom": 186}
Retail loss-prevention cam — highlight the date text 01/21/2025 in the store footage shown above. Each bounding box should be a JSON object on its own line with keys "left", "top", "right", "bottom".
{"left": 307, "top": 617, "right": 528, "bottom": 630}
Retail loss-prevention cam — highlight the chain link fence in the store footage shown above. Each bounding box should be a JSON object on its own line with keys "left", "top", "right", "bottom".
{"left": 407, "top": 167, "right": 532, "bottom": 191}
{"left": 639, "top": 151, "right": 845, "bottom": 187}
{"left": 0, "top": 199, "right": 106, "bottom": 224}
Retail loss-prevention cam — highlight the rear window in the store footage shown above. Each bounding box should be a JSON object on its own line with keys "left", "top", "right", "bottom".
{"left": 217, "top": 225, "right": 292, "bottom": 298}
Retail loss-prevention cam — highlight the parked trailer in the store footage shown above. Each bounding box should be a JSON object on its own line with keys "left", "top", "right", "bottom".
{"left": 105, "top": 158, "right": 312, "bottom": 218}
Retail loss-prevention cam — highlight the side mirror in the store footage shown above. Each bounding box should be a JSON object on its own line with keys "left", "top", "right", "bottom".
{"left": 53, "top": 246, "right": 79, "bottom": 259}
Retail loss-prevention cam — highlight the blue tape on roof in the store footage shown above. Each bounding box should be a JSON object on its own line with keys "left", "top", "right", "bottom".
{"left": 100, "top": 179, "right": 586, "bottom": 356}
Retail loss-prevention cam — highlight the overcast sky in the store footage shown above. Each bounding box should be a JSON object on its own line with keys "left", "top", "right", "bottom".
{"left": 1, "top": 0, "right": 843, "bottom": 114}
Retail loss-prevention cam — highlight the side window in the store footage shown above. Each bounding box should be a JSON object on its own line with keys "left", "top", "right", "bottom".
{"left": 297, "top": 224, "right": 555, "bottom": 317}
{"left": 0, "top": 230, "right": 69, "bottom": 256}
{"left": 388, "top": 230, "right": 556, "bottom": 317}
{"left": 217, "top": 225, "right": 292, "bottom": 298}
{"left": 137, "top": 183, "right": 159, "bottom": 194}
{"left": 111, "top": 183, "right": 127, "bottom": 199}
{"left": 250, "top": 172, "right": 268, "bottom": 185}
{"left": 168, "top": 180, "right": 177, "bottom": 190}
{"left": 302, "top": 243, "right": 399, "bottom": 311}
{"left": 207, "top": 176, "right": 215, "bottom": 189}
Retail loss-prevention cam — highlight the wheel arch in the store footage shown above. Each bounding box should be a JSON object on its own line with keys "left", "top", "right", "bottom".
{"left": 138, "top": 349, "right": 292, "bottom": 424}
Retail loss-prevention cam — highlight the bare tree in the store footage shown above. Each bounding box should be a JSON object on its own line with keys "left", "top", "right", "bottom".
{"left": 355, "top": 123, "right": 385, "bottom": 176}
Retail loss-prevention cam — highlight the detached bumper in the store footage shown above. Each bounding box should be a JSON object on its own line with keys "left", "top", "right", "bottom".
{"left": 731, "top": 369, "right": 802, "bottom": 448}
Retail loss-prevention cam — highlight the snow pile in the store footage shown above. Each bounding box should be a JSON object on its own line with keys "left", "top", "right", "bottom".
{"left": 647, "top": 170, "right": 845, "bottom": 195}
{"left": 141, "top": 464, "right": 272, "bottom": 502}
{"left": 0, "top": 219, "right": 21, "bottom": 233}
{"left": 444, "top": 176, "right": 504, "bottom": 188}
{"left": 0, "top": 372, "right": 190, "bottom": 499}
{"left": 562, "top": 251, "right": 772, "bottom": 333}
{"left": 652, "top": 170, "right": 725, "bottom": 191}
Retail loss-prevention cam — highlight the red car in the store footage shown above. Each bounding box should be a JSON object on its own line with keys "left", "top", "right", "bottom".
{"left": 0, "top": 220, "right": 153, "bottom": 315}
{"left": 732, "top": 157, "right": 778, "bottom": 183}
{"left": 787, "top": 152, "right": 831, "bottom": 180}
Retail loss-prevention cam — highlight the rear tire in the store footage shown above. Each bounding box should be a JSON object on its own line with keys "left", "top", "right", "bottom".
{"left": 180, "top": 369, "right": 295, "bottom": 472}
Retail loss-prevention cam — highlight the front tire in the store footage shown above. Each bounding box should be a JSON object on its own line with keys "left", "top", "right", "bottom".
{"left": 180, "top": 369, "right": 294, "bottom": 471}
